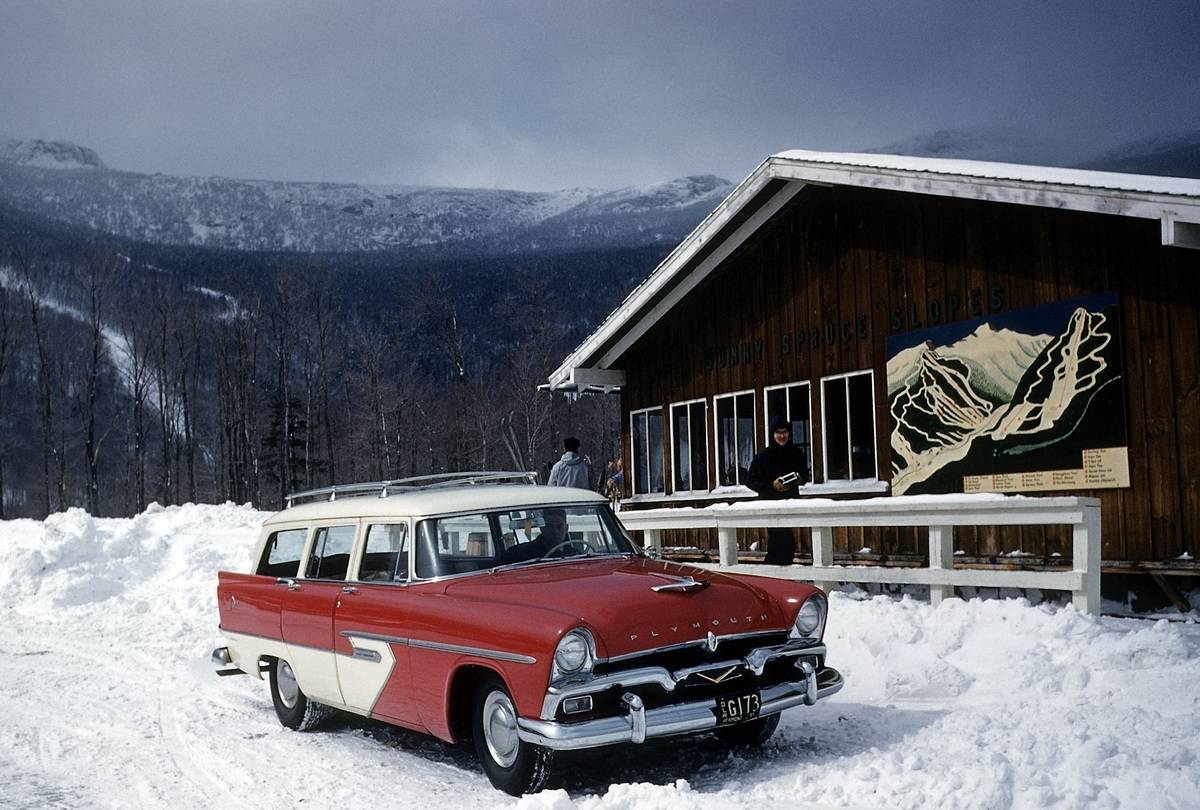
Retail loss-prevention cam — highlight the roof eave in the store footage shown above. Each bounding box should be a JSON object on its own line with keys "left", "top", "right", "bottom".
{"left": 547, "top": 152, "right": 1200, "bottom": 392}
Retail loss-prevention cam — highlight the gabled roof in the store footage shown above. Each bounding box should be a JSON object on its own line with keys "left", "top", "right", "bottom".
{"left": 547, "top": 150, "right": 1200, "bottom": 393}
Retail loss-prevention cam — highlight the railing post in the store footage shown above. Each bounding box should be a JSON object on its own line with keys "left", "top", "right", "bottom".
{"left": 717, "top": 525, "right": 738, "bottom": 567}
{"left": 644, "top": 529, "right": 662, "bottom": 554}
{"left": 811, "top": 526, "right": 833, "bottom": 593}
{"left": 1072, "top": 504, "right": 1101, "bottom": 615}
{"left": 928, "top": 525, "right": 955, "bottom": 607}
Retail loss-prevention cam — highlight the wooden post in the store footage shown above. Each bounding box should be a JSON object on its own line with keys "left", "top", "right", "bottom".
{"left": 644, "top": 528, "right": 662, "bottom": 554}
{"left": 928, "top": 525, "right": 955, "bottom": 607}
{"left": 718, "top": 526, "right": 738, "bottom": 567}
{"left": 1072, "top": 505, "right": 1101, "bottom": 615}
{"left": 811, "top": 526, "right": 833, "bottom": 593}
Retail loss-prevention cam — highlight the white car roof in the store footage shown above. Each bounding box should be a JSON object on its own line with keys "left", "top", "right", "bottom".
{"left": 261, "top": 484, "right": 606, "bottom": 526}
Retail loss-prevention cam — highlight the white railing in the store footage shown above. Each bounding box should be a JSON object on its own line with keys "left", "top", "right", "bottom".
{"left": 618, "top": 494, "right": 1102, "bottom": 615}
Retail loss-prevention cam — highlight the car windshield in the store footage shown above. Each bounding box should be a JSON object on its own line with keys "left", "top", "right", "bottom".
{"left": 414, "top": 503, "right": 635, "bottom": 579}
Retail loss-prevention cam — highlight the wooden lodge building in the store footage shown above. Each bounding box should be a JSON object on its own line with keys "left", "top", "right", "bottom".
{"left": 548, "top": 151, "right": 1200, "bottom": 600}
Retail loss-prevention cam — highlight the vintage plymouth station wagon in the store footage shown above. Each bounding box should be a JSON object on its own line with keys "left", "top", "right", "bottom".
{"left": 212, "top": 473, "right": 844, "bottom": 794}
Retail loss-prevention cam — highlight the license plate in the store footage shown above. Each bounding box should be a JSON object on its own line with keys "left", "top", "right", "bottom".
{"left": 713, "top": 691, "right": 761, "bottom": 726}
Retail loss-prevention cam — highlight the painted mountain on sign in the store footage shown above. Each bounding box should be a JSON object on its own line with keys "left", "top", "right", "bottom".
{"left": 887, "top": 293, "right": 1127, "bottom": 495}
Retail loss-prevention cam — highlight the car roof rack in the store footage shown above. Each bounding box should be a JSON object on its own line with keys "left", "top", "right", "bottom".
{"left": 285, "top": 471, "right": 539, "bottom": 508}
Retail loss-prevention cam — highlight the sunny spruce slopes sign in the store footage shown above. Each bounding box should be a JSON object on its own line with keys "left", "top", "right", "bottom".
{"left": 885, "top": 291, "right": 1130, "bottom": 496}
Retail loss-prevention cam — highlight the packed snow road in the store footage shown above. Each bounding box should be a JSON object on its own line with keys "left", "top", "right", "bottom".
{"left": 1, "top": 504, "right": 1197, "bottom": 809}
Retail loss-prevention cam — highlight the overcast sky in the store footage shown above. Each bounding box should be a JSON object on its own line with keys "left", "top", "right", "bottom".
{"left": 2, "top": 1, "right": 1197, "bottom": 191}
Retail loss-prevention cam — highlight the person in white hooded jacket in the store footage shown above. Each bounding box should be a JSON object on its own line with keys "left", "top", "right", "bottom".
{"left": 547, "top": 437, "right": 593, "bottom": 489}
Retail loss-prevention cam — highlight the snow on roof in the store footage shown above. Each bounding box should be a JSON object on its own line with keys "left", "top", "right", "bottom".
{"left": 772, "top": 149, "right": 1200, "bottom": 198}
{"left": 548, "top": 149, "right": 1200, "bottom": 391}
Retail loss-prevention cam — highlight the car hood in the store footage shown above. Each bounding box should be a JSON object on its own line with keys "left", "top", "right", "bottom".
{"left": 440, "top": 556, "right": 789, "bottom": 659}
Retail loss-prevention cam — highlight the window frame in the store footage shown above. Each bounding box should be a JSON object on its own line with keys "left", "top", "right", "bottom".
{"left": 668, "top": 397, "right": 711, "bottom": 495}
{"left": 629, "top": 405, "right": 666, "bottom": 496}
{"left": 355, "top": 520, "right": 413, "bottom": 584}
{"left": 762, "top": 381, "right": 815, "bottom": 484}
{"left": 303, "top": 521, "right": 360, "bottom": 581}
{"left": 712, "top": 389, "right": 756, "bottom": 487}
{"left": 819, "top": 369, "right": 878, "bottom": 482}
{"left": 256, "top": 525, "right": 312, "bottom": 578}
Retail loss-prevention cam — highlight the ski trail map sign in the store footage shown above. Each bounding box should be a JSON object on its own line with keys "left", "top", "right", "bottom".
{"left": 886, "top": 291, "right": 1129, "bottom": 496}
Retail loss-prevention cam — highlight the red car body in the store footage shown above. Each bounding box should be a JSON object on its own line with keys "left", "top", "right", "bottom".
{"left": 213, "top": 480, "right": 843, "bottom": 794}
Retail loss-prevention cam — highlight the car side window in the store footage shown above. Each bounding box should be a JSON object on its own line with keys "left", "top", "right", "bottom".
{"left": 360, "top": 523, "right": 409, "bottom": 583}
{"left": 256, "top": 528, "right": 308, "bottom": 577}
{"left": 305, "top": 524, "right": 356, "bottom": 580}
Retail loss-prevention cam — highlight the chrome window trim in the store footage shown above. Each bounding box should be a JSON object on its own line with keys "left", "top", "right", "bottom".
{"left": 340, "top": 630, "right": 537, "bottom": 665}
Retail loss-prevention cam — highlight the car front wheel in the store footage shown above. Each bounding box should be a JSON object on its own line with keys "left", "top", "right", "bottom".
{"left": 713, "top": 712, "right": 780, "bottom": 747}
{"left": 472, "top": 676, "right": 554, "bottom": 795}
{"left": 269, "top": 658, "right": 329, "bottom": 731}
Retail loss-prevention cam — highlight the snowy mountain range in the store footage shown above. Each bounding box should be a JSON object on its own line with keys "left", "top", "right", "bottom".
{"left": 889, "top": 305, "right": 1123, "bottom": 495}
{"left": 0, "top": 138, "right": 733, "bottom": 255}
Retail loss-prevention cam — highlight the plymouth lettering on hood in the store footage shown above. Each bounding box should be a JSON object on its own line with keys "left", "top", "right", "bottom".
{"left": 629, "top": 613, "right": 771, "bottom": 642}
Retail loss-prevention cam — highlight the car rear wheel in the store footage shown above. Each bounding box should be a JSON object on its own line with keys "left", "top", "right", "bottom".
{"left": 269, "top": 658, "right": 329, "bottom": 731}
{"left": 472, "top": 675, "right": 553, "bottom": 795}
{"left": 713, "top": 712, "right": 780, "bottom": 747}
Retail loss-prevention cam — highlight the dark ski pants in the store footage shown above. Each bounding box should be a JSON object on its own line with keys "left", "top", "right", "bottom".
{"left": 763, "top": 527, "right": 796, "bottom": 565}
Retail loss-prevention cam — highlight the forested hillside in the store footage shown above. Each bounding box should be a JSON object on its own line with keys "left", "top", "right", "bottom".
{"left": 0, "top": 204, "right": 667, "bottom": 518}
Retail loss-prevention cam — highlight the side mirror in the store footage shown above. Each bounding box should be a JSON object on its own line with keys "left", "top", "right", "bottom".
{"left": 645, "top": 545, "right": 662, "bottom": 560}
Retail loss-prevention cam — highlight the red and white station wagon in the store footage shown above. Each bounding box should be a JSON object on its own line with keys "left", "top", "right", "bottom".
{"left": 213, "top": 473, "right": 844, "bottom": 795}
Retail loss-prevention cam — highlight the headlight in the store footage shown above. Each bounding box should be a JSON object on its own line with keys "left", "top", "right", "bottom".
{"left": 790, "top": 594, "right": 826, "bottom": 641}
{"left": 551, "top": 629, "right": 594, "bottom": 681}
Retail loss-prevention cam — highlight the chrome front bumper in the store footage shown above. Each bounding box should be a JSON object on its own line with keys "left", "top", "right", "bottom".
{"left": 518, "top": 662, "right": 844, "bottom": 751}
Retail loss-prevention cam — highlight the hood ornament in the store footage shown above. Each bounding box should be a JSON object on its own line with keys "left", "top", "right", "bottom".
{"left": 706, "top": 631, "right": 719, "bottom": 653}
{"left": 650, "top": 574, "right": 709, "bottom": 593}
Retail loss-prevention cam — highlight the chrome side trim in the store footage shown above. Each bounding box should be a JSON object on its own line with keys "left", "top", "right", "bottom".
{"left": 539, "top": 641, "right": 827, "bottom": 720}
{"left": 409, "top": 638, "right": 537, "bottom": 664}
{"left": 520, "top": 666, "right": 845, "bottom": 751}
{"left": 339, "top": 630, "right": 537, "bottom": 665}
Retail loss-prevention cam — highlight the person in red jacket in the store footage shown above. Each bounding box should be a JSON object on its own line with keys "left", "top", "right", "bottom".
{"left": 746, "top": 415, "right": 809, "bottom": 565}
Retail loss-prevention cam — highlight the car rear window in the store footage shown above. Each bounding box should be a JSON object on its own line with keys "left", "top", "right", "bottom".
{"left": 256, "top": 528, "right": 308, "bottom": 577}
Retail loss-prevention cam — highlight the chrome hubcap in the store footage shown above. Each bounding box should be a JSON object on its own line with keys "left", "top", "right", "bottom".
{"left": 277, "top": 660, "right": 300, "bottom": 709}
{"left": 482, "top": 690, "right": 520, "bottom": 768}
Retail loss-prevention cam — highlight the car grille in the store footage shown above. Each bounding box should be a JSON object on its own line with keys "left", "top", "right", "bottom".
{"left": 554, "top": 633, "right": 823, "bottom": 723}
{"left": 593, "top": 632, "right": 790, "bottom": 676}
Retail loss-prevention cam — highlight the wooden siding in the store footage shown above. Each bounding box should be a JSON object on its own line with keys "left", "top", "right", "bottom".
{"left": 618, "top": 185, "right": 1200, "bottom": 568}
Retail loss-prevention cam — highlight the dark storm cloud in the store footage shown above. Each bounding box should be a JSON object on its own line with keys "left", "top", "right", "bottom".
{"left": 1, "top": 0, "right": 1197, "bottom": 190}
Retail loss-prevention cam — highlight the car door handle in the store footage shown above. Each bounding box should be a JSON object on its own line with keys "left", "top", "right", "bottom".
{"left": 275, "top": 577, "right": 301, "bottom": 591}
{"left": 341, "top": 586, "right": 357, "bottom": 595}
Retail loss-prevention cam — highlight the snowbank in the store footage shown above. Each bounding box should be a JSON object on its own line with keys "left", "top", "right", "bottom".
{"left": 1, "top": 505, "right": 1197, "bottom": 808}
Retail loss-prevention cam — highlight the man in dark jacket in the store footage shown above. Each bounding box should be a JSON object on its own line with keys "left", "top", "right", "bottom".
{"left": 746, "top": 415, "right": 809, "bottom": 565}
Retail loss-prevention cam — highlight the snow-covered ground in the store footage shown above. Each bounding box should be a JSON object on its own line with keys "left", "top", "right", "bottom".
{"left": 1, "top": 504, "right": 1197, "bottom": 809}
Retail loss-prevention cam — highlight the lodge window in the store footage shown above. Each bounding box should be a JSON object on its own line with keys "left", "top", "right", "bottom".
{"left": 714, "top": 390, "right": 755, "bottom": 487}
{"left": 630, "top": 407, "right": 665, "bottom": 495}
{"left": 669, "top": 399, "right": 709, "bottom": 493}
{"left": 763, "top": 382, "right": 813, "bottom": 482}
{"left": 820, "top": 370, "right": 877, "bottom": 481}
